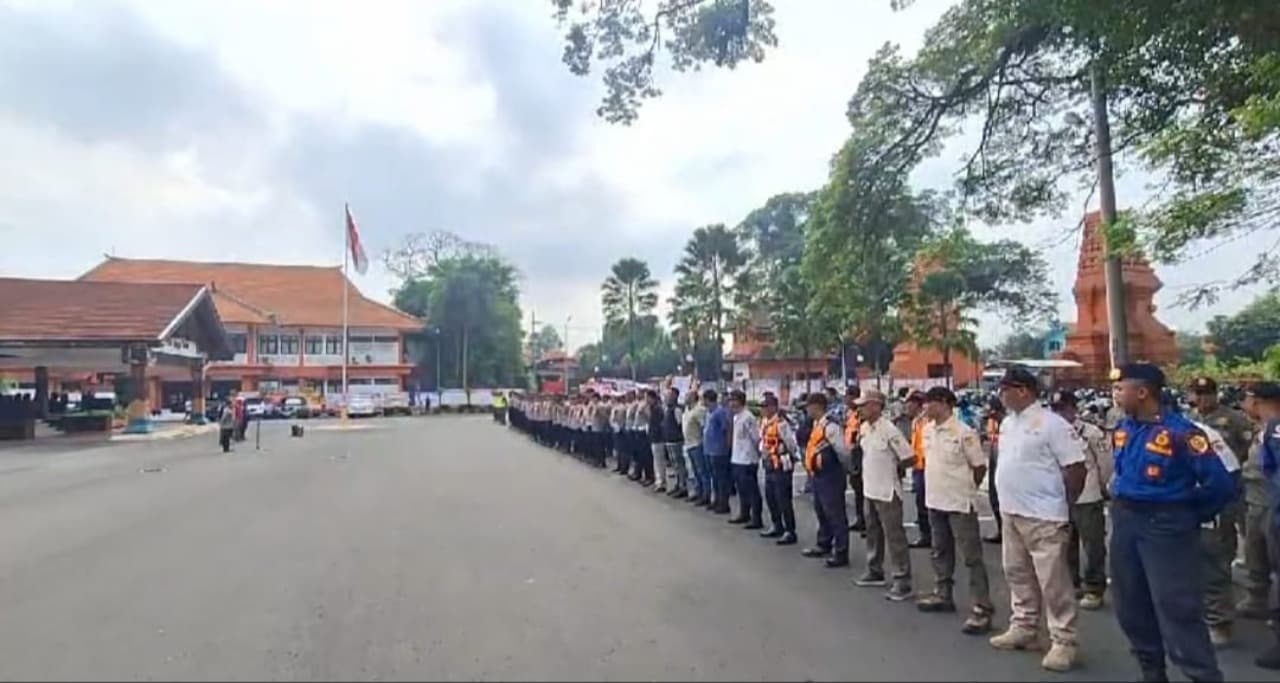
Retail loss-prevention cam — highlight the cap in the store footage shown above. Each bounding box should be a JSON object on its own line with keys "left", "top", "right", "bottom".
{"left": 1247, "top": 381, "right": 1280, "bottom": 401}
{"left": 806, "top": 392, "right": 829, "bottom": 408}
{"left": 762, "top": 394, "right": 780, "bottom": 407}
{"left": 999, "top": 367, "right": 1039, "bottom": 392}
{"left": 845, "top": 386, "right": 861, "bottom": 398}
{"left": 904, "top": 390, "right": 926, "bottom": 404}
{"left": 1191, "top": 376, "right": 1218, "bottom": 394}
{"left": 924, "top": 386, "right": 957, "bottom": 404}
{"left": 1050, "top": 390, "right": 1078, "bottom": 408}
{"left": 729, "top": 390, "right": 747, "bottom": 404}
{"left": 1110, "top": 363, "right": 1166, "bottom": 387}
{"left": 854, "top": 388, "right": 886, "bottom": 406}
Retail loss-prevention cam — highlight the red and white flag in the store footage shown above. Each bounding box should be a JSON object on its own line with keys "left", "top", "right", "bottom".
{"left": 345, "top": 203, "right": 369, "bottom": 275}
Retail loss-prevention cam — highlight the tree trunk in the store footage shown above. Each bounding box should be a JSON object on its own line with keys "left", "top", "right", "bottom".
{"left": 462, "top": 324, "right": 471, "bottom": 405}
{"left": 938, "top": 301, "right": 952, "bottom": 390}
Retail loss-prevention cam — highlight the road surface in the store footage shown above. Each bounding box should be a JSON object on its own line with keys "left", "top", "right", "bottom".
{"left": 0, "top": 417, "right": 1273, "bottom": 681}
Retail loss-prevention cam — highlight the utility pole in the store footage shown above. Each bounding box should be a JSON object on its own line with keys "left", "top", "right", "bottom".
{"left": 1091, "top": 67, "right": 1130, "bottom": 368}
{"left": 563, "top": 315, "right": 572, "bottom": 395}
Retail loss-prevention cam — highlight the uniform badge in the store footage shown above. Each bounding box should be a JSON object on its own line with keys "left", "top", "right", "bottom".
{"left": 1188, "top": 433, "right": 1211, "bottom": 455}
{"left": 1145, "top": 464, "right": 1162, "bottom": 479}
{"left": 1113, "top": 430, "right": 1127, "bottom": 448}
{"left": 1145, "top": 429, "right": 1174, "bottom": 456}
{"left": 1108, "top": 368, "right": 1122, "bottom": 381}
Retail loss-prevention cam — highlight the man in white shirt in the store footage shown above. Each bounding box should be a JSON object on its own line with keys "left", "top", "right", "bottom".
{"left": 1051, "top": 390, "right": 1114, "bottom": 613}
{"left": 990, "top": 368, "right": 1087, "bottom": 673}
{"left": 853, "top": 388, "right": 916, "bottom": 601}
{"left": 916, "top": 386, "right": 994, "bottom": 635}
{"left": 728, "top": 390, "right": 764, "bottom": 529}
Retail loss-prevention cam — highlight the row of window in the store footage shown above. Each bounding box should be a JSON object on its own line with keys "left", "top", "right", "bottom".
{"left": 226, "top": 333, "right": 398, "bottom": 356}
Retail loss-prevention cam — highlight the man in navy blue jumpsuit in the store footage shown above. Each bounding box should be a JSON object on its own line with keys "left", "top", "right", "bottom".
{"left": 1109, "top": 364, "right": 1236, "bottom": 683}
{"left": 1246, "top": 381, "right": 1280, "bottom": 670}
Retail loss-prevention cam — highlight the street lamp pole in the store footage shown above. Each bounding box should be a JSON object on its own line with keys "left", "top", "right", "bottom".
{"left": 563, "top": 315, "right": 572, "bottom": 395}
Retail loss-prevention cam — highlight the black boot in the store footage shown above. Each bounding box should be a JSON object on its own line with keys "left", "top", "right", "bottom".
{"left": 776, "top": 531, "right": 798, "bottom": 545}
{"left": 824, "top": 551, "right": 850, "bottom": 568}
{"left": 759, "top": 526, "right": 784, "bottom": 538}
{"left": 801, "top": 546, "right": 831, "bottom": 558}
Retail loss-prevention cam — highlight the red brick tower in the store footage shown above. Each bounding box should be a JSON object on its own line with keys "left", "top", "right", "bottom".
{"left": 1060, "top": 211, "right": 1178, "bottom": 384}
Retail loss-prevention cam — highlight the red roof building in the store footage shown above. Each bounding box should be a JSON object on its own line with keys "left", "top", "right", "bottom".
{"left": 79, "top": 257, "right": 423, "bottom": 402}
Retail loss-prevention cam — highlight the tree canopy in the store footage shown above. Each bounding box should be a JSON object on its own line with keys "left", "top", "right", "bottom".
{"left": 1206, "top": 289, "right": 1280, "bottom": 362}
{"left": 601, "top": 257, "right": 660, "bottom": 379}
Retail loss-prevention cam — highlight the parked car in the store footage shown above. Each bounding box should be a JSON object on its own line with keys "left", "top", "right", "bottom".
{"left": 380, "top": 392, "right": 411, "bottom": 416}
{"left": 243, "top": 395, "right": 266, "bottom": 419}
{"left": 281, "top": 396, "right": 311, "bottom": 419}
{"left": 347, "top": 394, "right": 379, "bottom": 418}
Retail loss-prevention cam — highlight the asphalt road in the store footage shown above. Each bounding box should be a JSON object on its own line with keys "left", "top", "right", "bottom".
{"left": 0, "top": 417, "right": 1274, "bottom": 681}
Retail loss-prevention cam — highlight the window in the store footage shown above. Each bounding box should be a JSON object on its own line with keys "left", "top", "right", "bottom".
{"left": 281, "top": 335, "right": 299, "bottom": 354}
{"left": 305, "top": 336, "right": 323, "bottom": 354}
{"left": 349, "top": 335, "right": 374, "bottom": 344}
{"left": 258, "top": 334, "right": 278, "bottom": 355}
{"left": 325, "top": 335, "right": 343, "bottom": 355}
{"left": 374, "top": 335, "right": 398, "bottom": 344}
{"left": 229, "top": 333, "right": 248, "bottom": 354}
{"left": 926, "top": 363, "right": 952, "bottom": 379}
{"left": 374, "top": 378, "right": 398, "bottom": 386}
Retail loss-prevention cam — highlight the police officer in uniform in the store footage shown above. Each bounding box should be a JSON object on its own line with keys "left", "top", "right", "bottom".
{"left": 1243, "top": 381, "right": 1280, "bottom": 670}
{"left": 1110, "top": 364, "right": 1236, "bottom": 683}
{"left": 802, "top": 392, "right": 853, "bottom": 567}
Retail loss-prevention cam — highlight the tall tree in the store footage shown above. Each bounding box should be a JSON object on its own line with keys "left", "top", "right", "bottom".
{"left": 1206, "top": 290, "right": 1280, "bottom": 362}
{"left": 906, "top": 228, "right": 1057, "bottom": 387}
{"left": 734, "top": 191, "right": 814, "bottom": 320}
{"left": 601, "top": 258, "right": 660, "bottom": 379}
{"left": 671, "top": 224, "right": 745, "bottom": 380}
{"left": 550, "top": 0, "right": 778, "bottom": 124}
{"left": 527, "top": 324, "right": 564, "bottom": 362}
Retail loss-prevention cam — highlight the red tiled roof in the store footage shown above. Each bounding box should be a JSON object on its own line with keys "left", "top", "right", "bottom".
{"left": 80, "top": 257, "right": 422, "bottom": 330}
{"left": 0, "top": 278, "right": 208, "bottom": 342}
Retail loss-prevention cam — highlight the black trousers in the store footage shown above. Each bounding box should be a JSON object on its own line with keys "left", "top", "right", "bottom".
{"left": 637, "top": 441, "right": 657, "bottom": 482}
{"left": 764, "top": 468, "right": 796, "bottom": 533}
{"left": 616, "top": 432, "right": 632, "bottom": 472}
{"left": 988, "top": 454, "right": 1002, "bottom": 533}
{"left": 813, "top": 466, "right": 849, "bottom": 554}
{"left": 912, "top": 469, "right": 932, "bottom": 540}
{"left": 732, "top": 463, "right": 763, "bottom": 524}
{"left": 710, "top": 455, "right": 733, "bottom": 512}
{"left": 219, "top": 427, "right": 233, "bottom": 452}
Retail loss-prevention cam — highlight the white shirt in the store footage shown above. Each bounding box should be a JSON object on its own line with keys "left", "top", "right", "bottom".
{"left": 995, "top": 403, "right": 1086, "bottom": 522}
{"left": 731, "top": 410, "right": 762, "bottom": 465}
{"left": 859, "top": 416, "right": 914, "bottom": 502}
{"left": 1072, "top": 419, "right": 1114, "bottom": 504}
{"left": 923, "top": 416, "right": 987, "bottom": 513}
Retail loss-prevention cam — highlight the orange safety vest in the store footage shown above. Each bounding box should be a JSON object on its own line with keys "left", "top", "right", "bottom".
{"left": 763, "top": 416, "right": 785, "bottom": 470}
{"left": 805, "top": 417, "right": 829, "bottom": 474}
{"left": 844, "top": 413, "right": 861, "bottom": 450}
{"left": 912, "top": 417, "right": 926, "bottom": 471}
{"left": 986, "top": 416, "right": 1001, "bottom": 445}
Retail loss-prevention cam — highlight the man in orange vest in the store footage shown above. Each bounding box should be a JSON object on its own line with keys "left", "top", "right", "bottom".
{"left": 759, "top": 394, "right": 800, "bottom": 544}
{"left": 802, "top": 392, "right": 854, "bottom": 567}
{"left": 904, "top": 390, "right": 932, "bottom": 549}
{"left": 845, "top": 386, "right": 868, "bottom": 534}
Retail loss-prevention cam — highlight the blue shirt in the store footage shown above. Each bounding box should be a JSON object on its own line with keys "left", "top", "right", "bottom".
{"left": 1112, "top": 409, "right": 1235, "bottom": 521}
{"left": 704, "top": 405, "right": 732, "bottom": 457}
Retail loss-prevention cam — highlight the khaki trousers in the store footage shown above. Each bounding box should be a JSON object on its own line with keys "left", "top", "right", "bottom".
{"left": 1002, "top": 513, "right": 1078, "bottom": 646}
{"left": 866, "top": 494, "right": 912, "bottom": 587}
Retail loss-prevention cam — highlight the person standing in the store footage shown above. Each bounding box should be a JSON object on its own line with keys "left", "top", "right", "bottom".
{"left": 802, "top": 392, "right": 853, "bottom": 567}
{"left": 645, "top": 390, "right": 666, "bottom": 491}
{"left": 759, "top": 394, "right": 799, "bottom": 544}
{"left": 989, "top": 367, "right": 1087, "bottom": 673}
{"left": 1109, "top": 364, "right": 1235, "bottom": 683}
{"left": 663, "top": 387, "right": 688, "bottom": 498}
{"left": 915, "top": 386, "right": 994, "bottom": 634}
{"left": 610, "top": 395, "right": 627, "bottom": 474}
{"left": 728, "top": 390, "right": 763, "bottom": 529}
{"left": 853, "top": 388, "right": 916, "bottom": 601}
{"left": 844, "top": 387, "right": 869, "bottom": 534}
{"left": 703, "top": 389, "right": 733, "bottom": 515}
{"left": 906, "top": 391, "right": 932, "bottom": 549}
{"left": 1244, "top": 381, "right": 1280, "bottom": 670}
{"left": 218, "top": 400, "right": 236, "bottom": 453}
{"left": 983, "top": 397, "right": 1007, "bottom": 544}
{"left": 1189, "top": 416, "right": 1246, "bottom": 648}
{"left": 1051, "top": 390, "right": 1113, "bottom": 613}
{"left": 682, "top": 393, "right": 711, "bottom": 506}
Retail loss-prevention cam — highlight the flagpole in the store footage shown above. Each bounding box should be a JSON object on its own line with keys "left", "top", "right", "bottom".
{"left": 342, "top": 203, "right": 350, "bottom": 419}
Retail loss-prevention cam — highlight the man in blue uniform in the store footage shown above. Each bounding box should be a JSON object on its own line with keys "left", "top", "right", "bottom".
{"left": 1245, "top": 381, "right": 1280, "bottom": 670}
{"left": 1110, "top": 363, "right": 1236, "bottom": 683}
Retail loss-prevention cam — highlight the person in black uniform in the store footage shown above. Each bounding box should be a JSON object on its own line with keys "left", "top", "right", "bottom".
{"left": 1110, "top": 363, "right": 1236, "bottom": 683}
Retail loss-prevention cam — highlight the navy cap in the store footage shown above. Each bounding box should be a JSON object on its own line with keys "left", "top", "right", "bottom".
{"left": 999, "top": 366, "right": 1040, "bottom": 392}
{"left": 1247, "top": 382, "right": 1280, "bottom": 401}
{"left": 925, "top": 386, "right": 957, "bottom": 405}
{"left": 1110, "top": 363, "right": 1166, "bottom": 387}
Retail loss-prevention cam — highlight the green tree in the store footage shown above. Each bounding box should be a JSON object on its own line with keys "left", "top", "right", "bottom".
{"left": 391, "top": 238, "right": 525, "bottom": 392}
{"left": 550, "top": 0, "right": 778, "bottom": 124}
{"left": 601, "top": 258, "right": 660, "bottom": 379}
{"left": 907, "top": 228, "right": 1057, "bottom": 387}
{"left": 527, "top": 324, "right": 564, "bottom": 362}
{"left": 1206, "top": 290, "right": 1280, "bottom": 362}
{"left": 670, "top": 224, "right": 745, "bottom": 380}
{"left": 993, "top": 330, "right": 1048, "bottom": 360}
{"left": 1175, "top": 330, "right": 1209, "bottom": 367}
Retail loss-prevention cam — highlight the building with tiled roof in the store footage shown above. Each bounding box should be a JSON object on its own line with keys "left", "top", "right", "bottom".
{"left": 80, "top": 257, "right": 424, "bottom": 401}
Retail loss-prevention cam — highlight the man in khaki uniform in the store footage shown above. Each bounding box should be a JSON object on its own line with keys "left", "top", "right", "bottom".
{"left": 853, "top": 388, "right": 916, "bottom": 601}
{"left": 915, "top": 386, "right": 994, "bottom": 635}
{"left": 1052, "top": 390, "right": 1113, "bottom": 612}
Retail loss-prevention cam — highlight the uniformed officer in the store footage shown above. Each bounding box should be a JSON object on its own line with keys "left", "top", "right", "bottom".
{"left": 759, "top": 393, "right": 799, "bottom": 544}
{"left": 1242, "top": 381, "right": 1280, "bottom": 670}
{"left": 802, "top": 392, "right": 853, "bottom": 567}
{"left": 1110, "top": 363, "right": 1236, "bottom": 683}
{"left": 1051, "top": 390, "right": 1113, "bottom": 612}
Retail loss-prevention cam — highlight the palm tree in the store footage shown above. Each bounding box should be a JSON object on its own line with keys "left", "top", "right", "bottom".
{"left": 601, "top": 258, "right": 659, "bottom": 379}
{"left": 673, "top": 224, "right": 745, "bottom": 381}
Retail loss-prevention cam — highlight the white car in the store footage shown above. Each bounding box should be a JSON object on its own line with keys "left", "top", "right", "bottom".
{"left": 347, "top": 395, "right": 379, "bottom": 417}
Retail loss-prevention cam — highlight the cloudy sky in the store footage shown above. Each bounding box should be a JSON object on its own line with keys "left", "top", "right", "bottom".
{"left": 0, "top": 0, "right": 1263, "bottom": 348}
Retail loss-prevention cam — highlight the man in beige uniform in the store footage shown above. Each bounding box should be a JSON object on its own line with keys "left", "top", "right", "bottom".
{"left": 916, "top": 386, "right": 994, "bottom": 635}
{"left": 990, "top": 367, "right": 1087, "bottom": 673}
{"left": 1051, "top": 390, "right": 1113, "bottom": 613}
{"left": 853, "top": 388, "right": 916, "bottom": 601}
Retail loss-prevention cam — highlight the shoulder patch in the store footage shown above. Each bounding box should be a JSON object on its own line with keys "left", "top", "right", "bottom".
{"left": 1113, "top": 429, "right": 1127, "bottom": 448}
{"left": 1145, "top": 428, "right": 1174, "bottom": 456}
{"left": 1188, "top": 433, "right": 1211, "bottom": 455}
